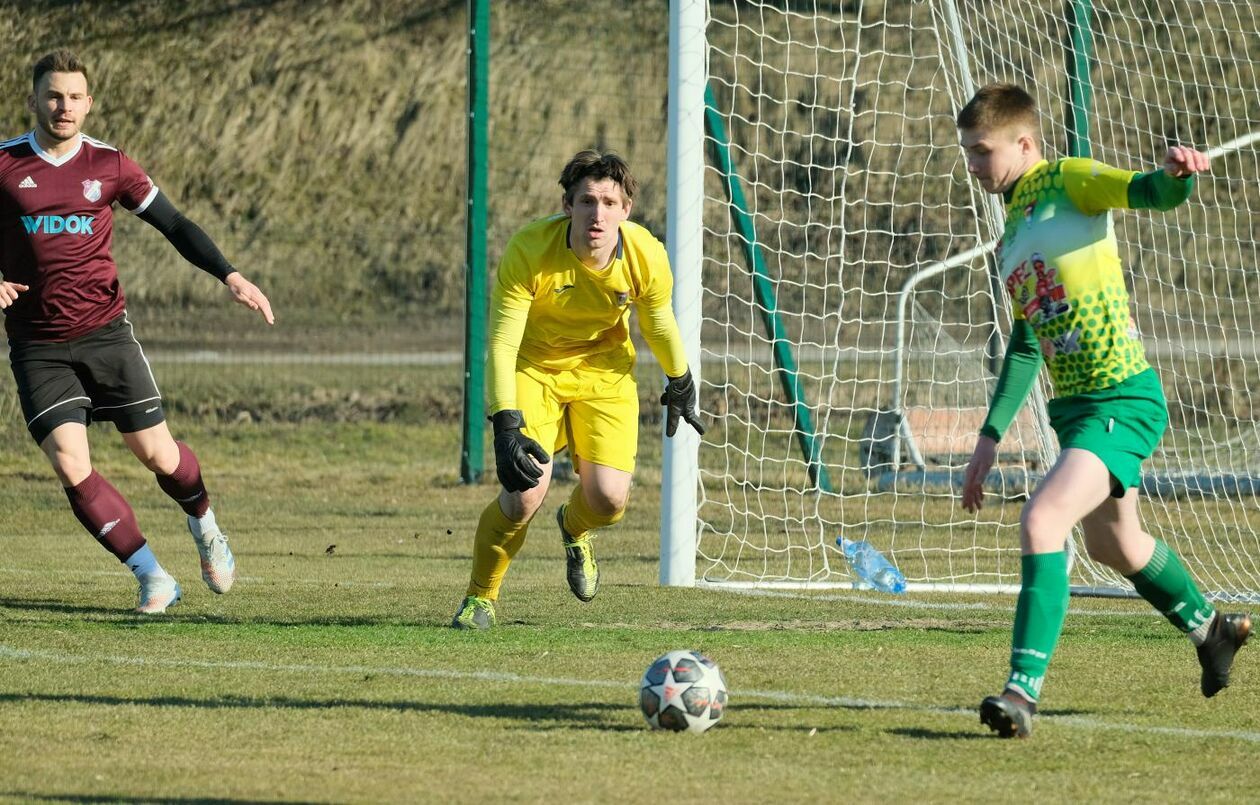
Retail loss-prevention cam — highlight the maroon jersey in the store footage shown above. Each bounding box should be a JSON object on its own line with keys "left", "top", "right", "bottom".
{"left": 0, "top": 131, "right": 157, "bottom": 341}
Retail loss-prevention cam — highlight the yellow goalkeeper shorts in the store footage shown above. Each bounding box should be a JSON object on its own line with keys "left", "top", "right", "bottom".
{"left": 515, "top": 362, "right": 639, "bottom": 473}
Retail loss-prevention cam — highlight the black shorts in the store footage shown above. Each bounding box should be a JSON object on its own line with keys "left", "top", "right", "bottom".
{"left": 8, "top": 312, "right": 166, "bottom": 445}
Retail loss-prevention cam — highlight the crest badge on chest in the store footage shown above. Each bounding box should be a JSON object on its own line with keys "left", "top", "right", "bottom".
{"left": 82, "top": 179, "right": 102, "bottom": 203}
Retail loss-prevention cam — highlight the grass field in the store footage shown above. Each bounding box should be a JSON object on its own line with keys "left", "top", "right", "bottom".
{"left": 2, "top": 0, "right": 1259, "bottom": 800}
{"left": 3, "top": 403, "right": 1260, "bottom": 802}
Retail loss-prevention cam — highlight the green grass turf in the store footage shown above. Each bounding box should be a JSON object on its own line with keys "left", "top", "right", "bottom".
{"left": 2, "top": 420, "right": 1260, "bottom": 802}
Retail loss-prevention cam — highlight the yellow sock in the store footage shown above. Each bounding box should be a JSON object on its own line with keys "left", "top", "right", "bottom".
{"left": 562, "top": 484, "right": 626, "bottom": 542}
{"left": 466, "top": 498, "right": 530, "bottom": 600}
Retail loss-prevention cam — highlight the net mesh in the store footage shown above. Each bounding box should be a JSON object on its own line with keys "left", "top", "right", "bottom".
{"left": 698, "top": 0, "right": 1260, "bottom": 599}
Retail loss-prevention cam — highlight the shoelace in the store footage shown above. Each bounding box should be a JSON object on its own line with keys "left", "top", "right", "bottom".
{"left": 197, "top": 531, "right": 231, "bottom": 562}
{"left": 208, "top": 535, "right": 231, "bottom": 564}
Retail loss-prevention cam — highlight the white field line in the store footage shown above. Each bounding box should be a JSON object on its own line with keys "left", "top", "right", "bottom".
{"left": 717, "top": 585, "right": 1165, "bottom": 618}
{"left": 0, "top": 566, "right": 1154, "bottom": 617}
{"left": 0, "top": 565, "right": 1157, "bottom": 616}
{"left": 1, "top": 644, "right": 1257, "bottom": 744}
{"left": 0, "top": 566, "right": 395, "bottom": 588}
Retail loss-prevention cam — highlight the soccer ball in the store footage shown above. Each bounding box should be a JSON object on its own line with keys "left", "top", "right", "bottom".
{"left": 638, "top": 650, "right": 728, "bottom": 733}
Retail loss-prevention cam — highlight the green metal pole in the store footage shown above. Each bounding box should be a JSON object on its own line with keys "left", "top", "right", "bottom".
{"left": 1065, "top": 0, "right": 1094, "bottom": 158}
{"left": 461, "top": 0, "right": 489, "bottom": 484}
{"left": 703, "top": 86, "right": 833, "bottom": 493}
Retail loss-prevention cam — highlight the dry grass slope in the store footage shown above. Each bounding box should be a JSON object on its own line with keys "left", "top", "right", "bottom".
{"left": 0, "top": 0, "right": 673, "bottom": 344}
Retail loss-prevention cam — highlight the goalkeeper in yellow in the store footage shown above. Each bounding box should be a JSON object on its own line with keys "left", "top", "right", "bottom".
{"left": 957, "top": 84, "right": 1249, "bottom": 738}
{"left": 452, "top": 150, "right": 704, "bottom": 629}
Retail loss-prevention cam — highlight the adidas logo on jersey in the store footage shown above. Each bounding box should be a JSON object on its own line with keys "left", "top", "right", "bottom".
{"left": 18, "top": 176, "right": 37, "bottom": 188}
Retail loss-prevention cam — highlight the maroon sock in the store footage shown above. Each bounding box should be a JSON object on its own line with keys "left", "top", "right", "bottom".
{"left": 65, "top": 471, "right": 146, "bottom": 562}
{"left": 155, "top": 441, "right": 210, "bottom": 518}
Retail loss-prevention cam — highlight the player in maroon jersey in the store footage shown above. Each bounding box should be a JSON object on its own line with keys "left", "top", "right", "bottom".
{"left": 0, "top": 50, "right": 274, "bottom": 614}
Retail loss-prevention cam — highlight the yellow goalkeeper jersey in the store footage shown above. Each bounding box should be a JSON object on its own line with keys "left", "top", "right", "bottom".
{"left": 999, "top": 157, "right": 1151, "bottom": 397}
{"left": 487, "top": 214, "right": 687, "bottom": 412}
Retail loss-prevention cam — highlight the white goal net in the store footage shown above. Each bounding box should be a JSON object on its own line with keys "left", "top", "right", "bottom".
{"left": 687, "top": 0, "right": 1260, "bottom": 600}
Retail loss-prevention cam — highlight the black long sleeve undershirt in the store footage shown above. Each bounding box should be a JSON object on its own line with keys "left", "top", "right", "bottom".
{"left": 136, "top": 191, "right": 236, "bottom": 282}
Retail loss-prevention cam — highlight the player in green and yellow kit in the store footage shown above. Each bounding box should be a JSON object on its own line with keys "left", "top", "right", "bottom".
{"left": 956, "top": 84, "right": 1250, "bottom": 738}
{"left": 451, "top": 150, "right": 704, "bottom": 629}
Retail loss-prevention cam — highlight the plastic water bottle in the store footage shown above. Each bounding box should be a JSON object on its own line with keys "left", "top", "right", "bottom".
{"left": 837, "top": 536, "right": 907, "bottom": 594}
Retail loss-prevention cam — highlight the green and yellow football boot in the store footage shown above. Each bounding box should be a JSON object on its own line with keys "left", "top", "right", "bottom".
{"left": 557, "top": 505, "right": 600, "bottom": 602}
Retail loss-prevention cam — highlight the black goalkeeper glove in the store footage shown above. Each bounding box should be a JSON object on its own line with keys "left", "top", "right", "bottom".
{"left": 490, "top": 409, "right": 550, "bottom": 492}
{"left": 660, "top": 369, "right": 706, "bottom": 437}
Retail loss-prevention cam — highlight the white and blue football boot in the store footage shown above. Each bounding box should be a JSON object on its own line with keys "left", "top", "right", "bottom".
{"left": 188, "top": 511, "right": 236, "bottom": 594}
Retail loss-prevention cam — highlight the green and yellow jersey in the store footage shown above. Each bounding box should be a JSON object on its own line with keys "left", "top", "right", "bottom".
{"left": 981, "top": 157, "right": 1193, "bottom": 440}
{"left": 487, "top": 214, "right": 688, "bottom": 412}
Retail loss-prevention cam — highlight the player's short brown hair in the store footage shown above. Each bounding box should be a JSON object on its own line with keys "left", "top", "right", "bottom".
{"left": 559, "top": 150, "right": 638, "bottom": 204}
{"left": 956, "top": 83, "right": 1039, "bottom": 133}
{"left": 32, "top": 49, "right": 88, "bottom": 91}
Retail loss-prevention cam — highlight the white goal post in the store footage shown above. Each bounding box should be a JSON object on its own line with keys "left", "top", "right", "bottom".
{"left": 662, "top": 0, "right": 1260, "bottom": 601}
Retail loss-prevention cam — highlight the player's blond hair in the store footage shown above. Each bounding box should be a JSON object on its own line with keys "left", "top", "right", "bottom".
{"left": 956, "top": 83, "right": 1039, "bottom": 134}
{"left": 559, "top": 150, "right": 639, "bottom": 204}
{"left": 32, "top": 49, "right": 88, "bottom": 91}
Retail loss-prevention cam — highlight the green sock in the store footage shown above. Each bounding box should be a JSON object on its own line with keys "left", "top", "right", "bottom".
{"left": 1007, "top": 551, "right": 1070, "bottom": 702}
{"left": 1126, "top": 540, "right": 1215, "bottom": 640}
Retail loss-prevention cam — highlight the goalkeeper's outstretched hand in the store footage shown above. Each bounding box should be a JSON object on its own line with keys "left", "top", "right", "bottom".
{"left": 490, "top": 409, "right": 550, "bottom": 492}
{"left": 660, "top": 369, "right": 706, "bottom": 438}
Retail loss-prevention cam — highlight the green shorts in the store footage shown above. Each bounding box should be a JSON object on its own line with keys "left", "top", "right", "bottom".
{"left": 1046, "top": 368, "right": 1167, "bottom": 497}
